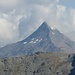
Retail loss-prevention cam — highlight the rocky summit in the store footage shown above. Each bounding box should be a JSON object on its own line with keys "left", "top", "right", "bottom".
{"left": 0, "top": 22, "right": 75, "bottom": 75}
{"left": 0, "top": 22, "right": 75, "bottom": 57}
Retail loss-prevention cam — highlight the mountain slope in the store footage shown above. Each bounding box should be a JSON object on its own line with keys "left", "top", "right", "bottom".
{"left": 0, "top": 22, "right": 61, "bottom": 57}
{"left": 50, "top": 28, "right": 75, "bottom": 52}
{"left": 0, "top": 52, "right": 73, "bottom": 75}
{"left": 0, "top": 22, "right": 75, "bottom": 57}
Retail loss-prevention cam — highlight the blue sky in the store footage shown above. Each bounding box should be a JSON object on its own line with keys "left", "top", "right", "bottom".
{"left": 0, "top": 0, "right": 75, "bottom": 46}
{"left": 59, "top": 0, "right": 75, "bottom": 8}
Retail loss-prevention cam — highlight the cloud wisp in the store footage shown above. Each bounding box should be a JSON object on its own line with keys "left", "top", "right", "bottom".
{"left": 0, "top": 0, "right": 75, "bottom": 46}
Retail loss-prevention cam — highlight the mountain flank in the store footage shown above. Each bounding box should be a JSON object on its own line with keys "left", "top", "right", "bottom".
{"left": 0, "top": 52, "right": 73, "bottom": 75}
{"left": 0, "top": 22, "right": 75, "bottom": 57}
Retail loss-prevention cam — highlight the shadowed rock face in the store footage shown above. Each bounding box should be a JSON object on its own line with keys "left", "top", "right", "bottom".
{"left": 0, "top": 22, "right": 61, "bottom": 57}
{"left": 0, "top": 52, "right": 73, "bottom": 75}
{"left": 0, "top": 22, "right": 75, "bottom": 57}
{"left": 69, "top": 55, "right": 75, "bottom": 75}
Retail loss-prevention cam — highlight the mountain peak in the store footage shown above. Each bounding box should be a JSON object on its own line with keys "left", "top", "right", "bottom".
{"left": 41, "top": 22, "right": 48, "bottom": 26}
{"left": 36, "top": 22, "right": 51, "bottom": 33}
{"left": 39, "top": 22, "right": 49, "bottom": 29}
{"left": 21, "top": 22, "right": 51, "bottom": 42}
{"left": 0, "top": 21, "right": 75, "bottom": 57}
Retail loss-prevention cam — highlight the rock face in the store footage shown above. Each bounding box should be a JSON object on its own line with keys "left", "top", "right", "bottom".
{"left": 0, "top": 52, "right": 73, "bottom": 75}
{"left": 0, "top": 22, "right": 61, "bottom": 57}
{"left": 69, "top": 55, "right": 75, "bottom": 75}
{"left": 0, "top": 22, "right": 75, "bottom": 57}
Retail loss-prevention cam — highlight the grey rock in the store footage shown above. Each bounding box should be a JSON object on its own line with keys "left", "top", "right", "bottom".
{"left": 0, "top": 22, "right": 75, "bottom": 57}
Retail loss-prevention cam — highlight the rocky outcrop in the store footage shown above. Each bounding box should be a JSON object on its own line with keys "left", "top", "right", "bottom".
{"left": 0, "top": 52, "right": 73, "bottom": 75}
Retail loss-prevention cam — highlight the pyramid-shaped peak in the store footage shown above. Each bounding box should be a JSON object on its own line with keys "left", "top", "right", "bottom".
{"left": 38, "top": 22, "right": 50, "bottom": 30}
{"left": 41, "top": 22, "right": 49, "bottom": 27}
{"left": 42, "top": 21, "right": 48, "bottom": 25}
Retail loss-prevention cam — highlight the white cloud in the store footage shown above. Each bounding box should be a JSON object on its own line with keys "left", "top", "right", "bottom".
{"left": 56, "top": 5, "right": 66, "bottom": 19}
{"left": 72, "top": 10, "right": 75, "bottom": 25}
{"left": 0, "top": 0, "right": 19, "bottom": 8}
{"left": 0, "top": 18, "right": 18, "bottom": 46}
{"left": 0, "top": 0, "right": 75, "bottom": 46}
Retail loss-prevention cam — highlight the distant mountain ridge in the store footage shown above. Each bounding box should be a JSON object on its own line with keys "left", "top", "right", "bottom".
{"left": 0, "top": 22, "right": 75, "bottom": 57}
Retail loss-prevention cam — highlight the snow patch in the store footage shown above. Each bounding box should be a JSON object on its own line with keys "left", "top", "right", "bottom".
{"left": 33, "top": 42, "right": 36, "bottom": 43}
{"left": 29, "top": 41, "right": 34, "bottom": 43}
{"left": 29, "top": 38, "right": 42, "bottom": 44}
{"left": 23, "top": 42, "right": 27, "bottom": 44}
{"left": 36, "top": 39, "right": 39, "bottom": 42}
{"left": 39, "top": 38, "right": 42, "bottom": 42}
{"left": 29, "top": 40, "right": 36, "bottom": 44}
{"left": 51, "top": 27, "right": 56, "bottom": 30}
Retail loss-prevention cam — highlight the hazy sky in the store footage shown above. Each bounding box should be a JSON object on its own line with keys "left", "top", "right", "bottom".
{"left": 0, "top": 0, "right": 75, "bottom": 46}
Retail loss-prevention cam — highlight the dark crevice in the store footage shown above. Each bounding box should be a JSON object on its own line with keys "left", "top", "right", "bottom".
{"left": 69, "top": 55, "right": 75, "bottom": 75}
